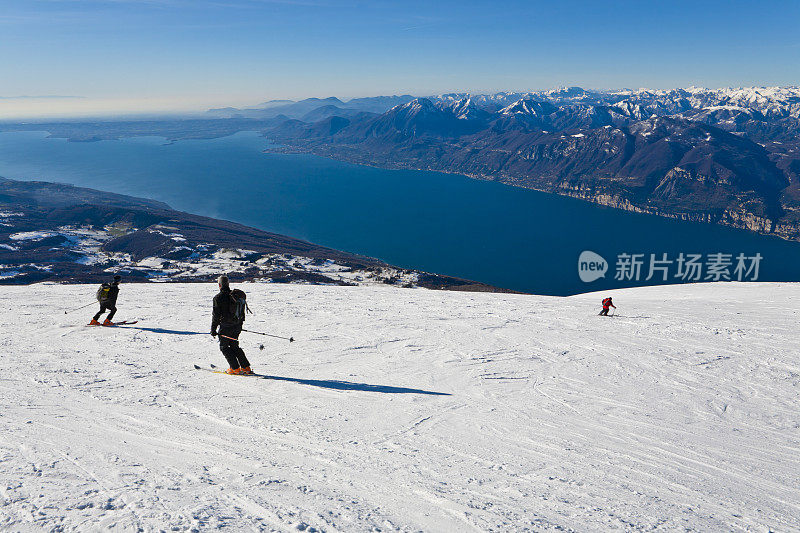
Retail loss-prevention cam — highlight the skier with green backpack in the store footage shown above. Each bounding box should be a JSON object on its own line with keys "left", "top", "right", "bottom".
{"left": 89, "top": 275, "right": 122, "bottom": 326}
{"left": 211, "top": 275, "right": 253, "bottom": 375}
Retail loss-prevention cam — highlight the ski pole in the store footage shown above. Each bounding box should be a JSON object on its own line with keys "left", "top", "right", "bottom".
{"left": 64, "top": 301, "right": 97, "bottom": 314}
{"left": 217, "top": 333, "right": 267, "bottom": 351}
{"left": 241, "top": 328, "right": 294, "bottom": 342}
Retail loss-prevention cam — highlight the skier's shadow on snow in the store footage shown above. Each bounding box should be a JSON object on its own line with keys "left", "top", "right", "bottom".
{"left": 257, "top": 374, "right": 451, "bottom": 396}
{"left": 124, "top": 326, "right": 207, "bottom": 336}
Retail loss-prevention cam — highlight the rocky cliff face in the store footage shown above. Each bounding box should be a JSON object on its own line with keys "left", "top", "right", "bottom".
{"left": 267, "top": 87, "right": 800, "bottom": 242}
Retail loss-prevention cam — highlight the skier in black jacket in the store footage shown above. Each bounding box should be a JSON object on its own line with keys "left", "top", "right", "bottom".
{"left": 211, "top": 275, "right": 253, "bottom": 375}
{"left": 90, "top": 275, "right": 121, "bottom": 326}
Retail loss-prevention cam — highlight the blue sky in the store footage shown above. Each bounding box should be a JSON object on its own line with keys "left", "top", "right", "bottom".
{"left": 1, "top": 0, "right": 799, "bottom": 115}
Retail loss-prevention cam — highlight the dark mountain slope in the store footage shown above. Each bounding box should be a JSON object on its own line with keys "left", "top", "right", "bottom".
{"left": 268, "top": 95, "right": 800, "bottom": 240}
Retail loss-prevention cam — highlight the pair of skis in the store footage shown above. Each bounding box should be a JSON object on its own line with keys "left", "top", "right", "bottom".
{"left": 87, "top": 320, "right": 139, "bottom": 327}
{"left": 193, "top": 364, "right": 262, "bottom": 377}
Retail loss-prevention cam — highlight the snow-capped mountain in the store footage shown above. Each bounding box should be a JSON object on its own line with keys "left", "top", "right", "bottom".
{"left": 499, "top": 99, "right": 558, "bottom": 116}
{"left": 268, "top": 86, "right": 800, "bottom": 241}
{"left": 435, "top": 86, "right": 800, "bottom": 119}
{"left": 2, "top": 281, "right": 798, "bottom": 530}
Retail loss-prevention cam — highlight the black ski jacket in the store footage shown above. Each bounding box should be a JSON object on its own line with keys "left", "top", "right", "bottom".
{"left": 104, "top": 283, "right": 120, "bottom": 305}
{"left": 212, "top": 288, "right": 243, "bottom": 331}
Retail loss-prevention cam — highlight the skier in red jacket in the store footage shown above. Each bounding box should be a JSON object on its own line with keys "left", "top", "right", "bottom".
{"left": 599, "top": 297, "right": 616, "bottom": 316}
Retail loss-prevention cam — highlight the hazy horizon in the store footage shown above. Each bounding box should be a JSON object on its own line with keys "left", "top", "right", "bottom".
{"left": 5, "top": 82, "right": 800, "bottom": 120}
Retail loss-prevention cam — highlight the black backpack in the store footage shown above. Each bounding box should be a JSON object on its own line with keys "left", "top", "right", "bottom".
{"left": 96, "top": 283, "right": 111, "bottom": 303}
{"left": 229, "top": 288, "right": 250, "bottom": 323}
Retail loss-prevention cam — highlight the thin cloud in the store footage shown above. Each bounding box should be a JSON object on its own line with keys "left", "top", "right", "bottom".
{"left": 0, "top": 95, "right": 85, "bottom": 99}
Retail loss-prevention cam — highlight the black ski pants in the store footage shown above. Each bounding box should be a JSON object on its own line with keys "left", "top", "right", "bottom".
{"left": 94, "top": 303, "right": 117, "bottom": 321}
{"left": 218, "top": 325, "right": 250, "bottom": 370}
{"left": 599, "top": 308, "right": 610, "bottom": 316}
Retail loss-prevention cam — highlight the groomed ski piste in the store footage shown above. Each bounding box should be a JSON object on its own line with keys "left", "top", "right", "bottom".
{"left": 1, "top": 282, "right": 798, "bottom": 531}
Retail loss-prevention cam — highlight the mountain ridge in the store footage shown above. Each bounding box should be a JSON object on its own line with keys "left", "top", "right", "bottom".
{"left": 266, "top": 86, "right": 800, "bottom": 241}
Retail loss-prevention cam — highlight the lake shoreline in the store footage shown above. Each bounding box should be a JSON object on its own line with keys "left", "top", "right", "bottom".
{"left": 263, "top": 142, "right": 793, "bottom": 244}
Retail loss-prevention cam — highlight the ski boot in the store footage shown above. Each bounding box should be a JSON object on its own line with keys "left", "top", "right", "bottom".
{"left": 225, "top": 367, "right": 243, "bottom": 375}
{"left": 88, "top": 319, "right": 101, "bottom": 326}
{"left": 240, "top": 367, "right": 254, "bottom": 375}
{"left": 102, "top": 319, "right": 115, "bottom": 327}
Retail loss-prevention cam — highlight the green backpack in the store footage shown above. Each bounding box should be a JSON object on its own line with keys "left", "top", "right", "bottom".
{"left": 96, "top": 283, "right": 111, "bottom": 303}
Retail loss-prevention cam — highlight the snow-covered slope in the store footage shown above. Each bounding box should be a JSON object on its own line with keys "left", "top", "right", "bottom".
{"left": 1, "top": 282, "right": 798, "bottom": 531}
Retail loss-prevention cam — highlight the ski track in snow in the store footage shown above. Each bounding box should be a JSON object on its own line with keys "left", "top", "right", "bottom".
{"left": 0, "top": 282, "right": 798, "bottom": 531}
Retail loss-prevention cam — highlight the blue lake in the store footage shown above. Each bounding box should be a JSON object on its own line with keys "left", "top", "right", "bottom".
{"left": 1, "top": 130, "right": 799, "bottom": 295}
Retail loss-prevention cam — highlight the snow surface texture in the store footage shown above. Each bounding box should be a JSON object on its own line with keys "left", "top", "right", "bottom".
{"left": 1, "top": 282, "right": 798, "bottom": 531}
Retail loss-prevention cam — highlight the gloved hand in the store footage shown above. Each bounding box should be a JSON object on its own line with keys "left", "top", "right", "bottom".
{"left": 211, "top": 328, "right": 217, "bottom": 338}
